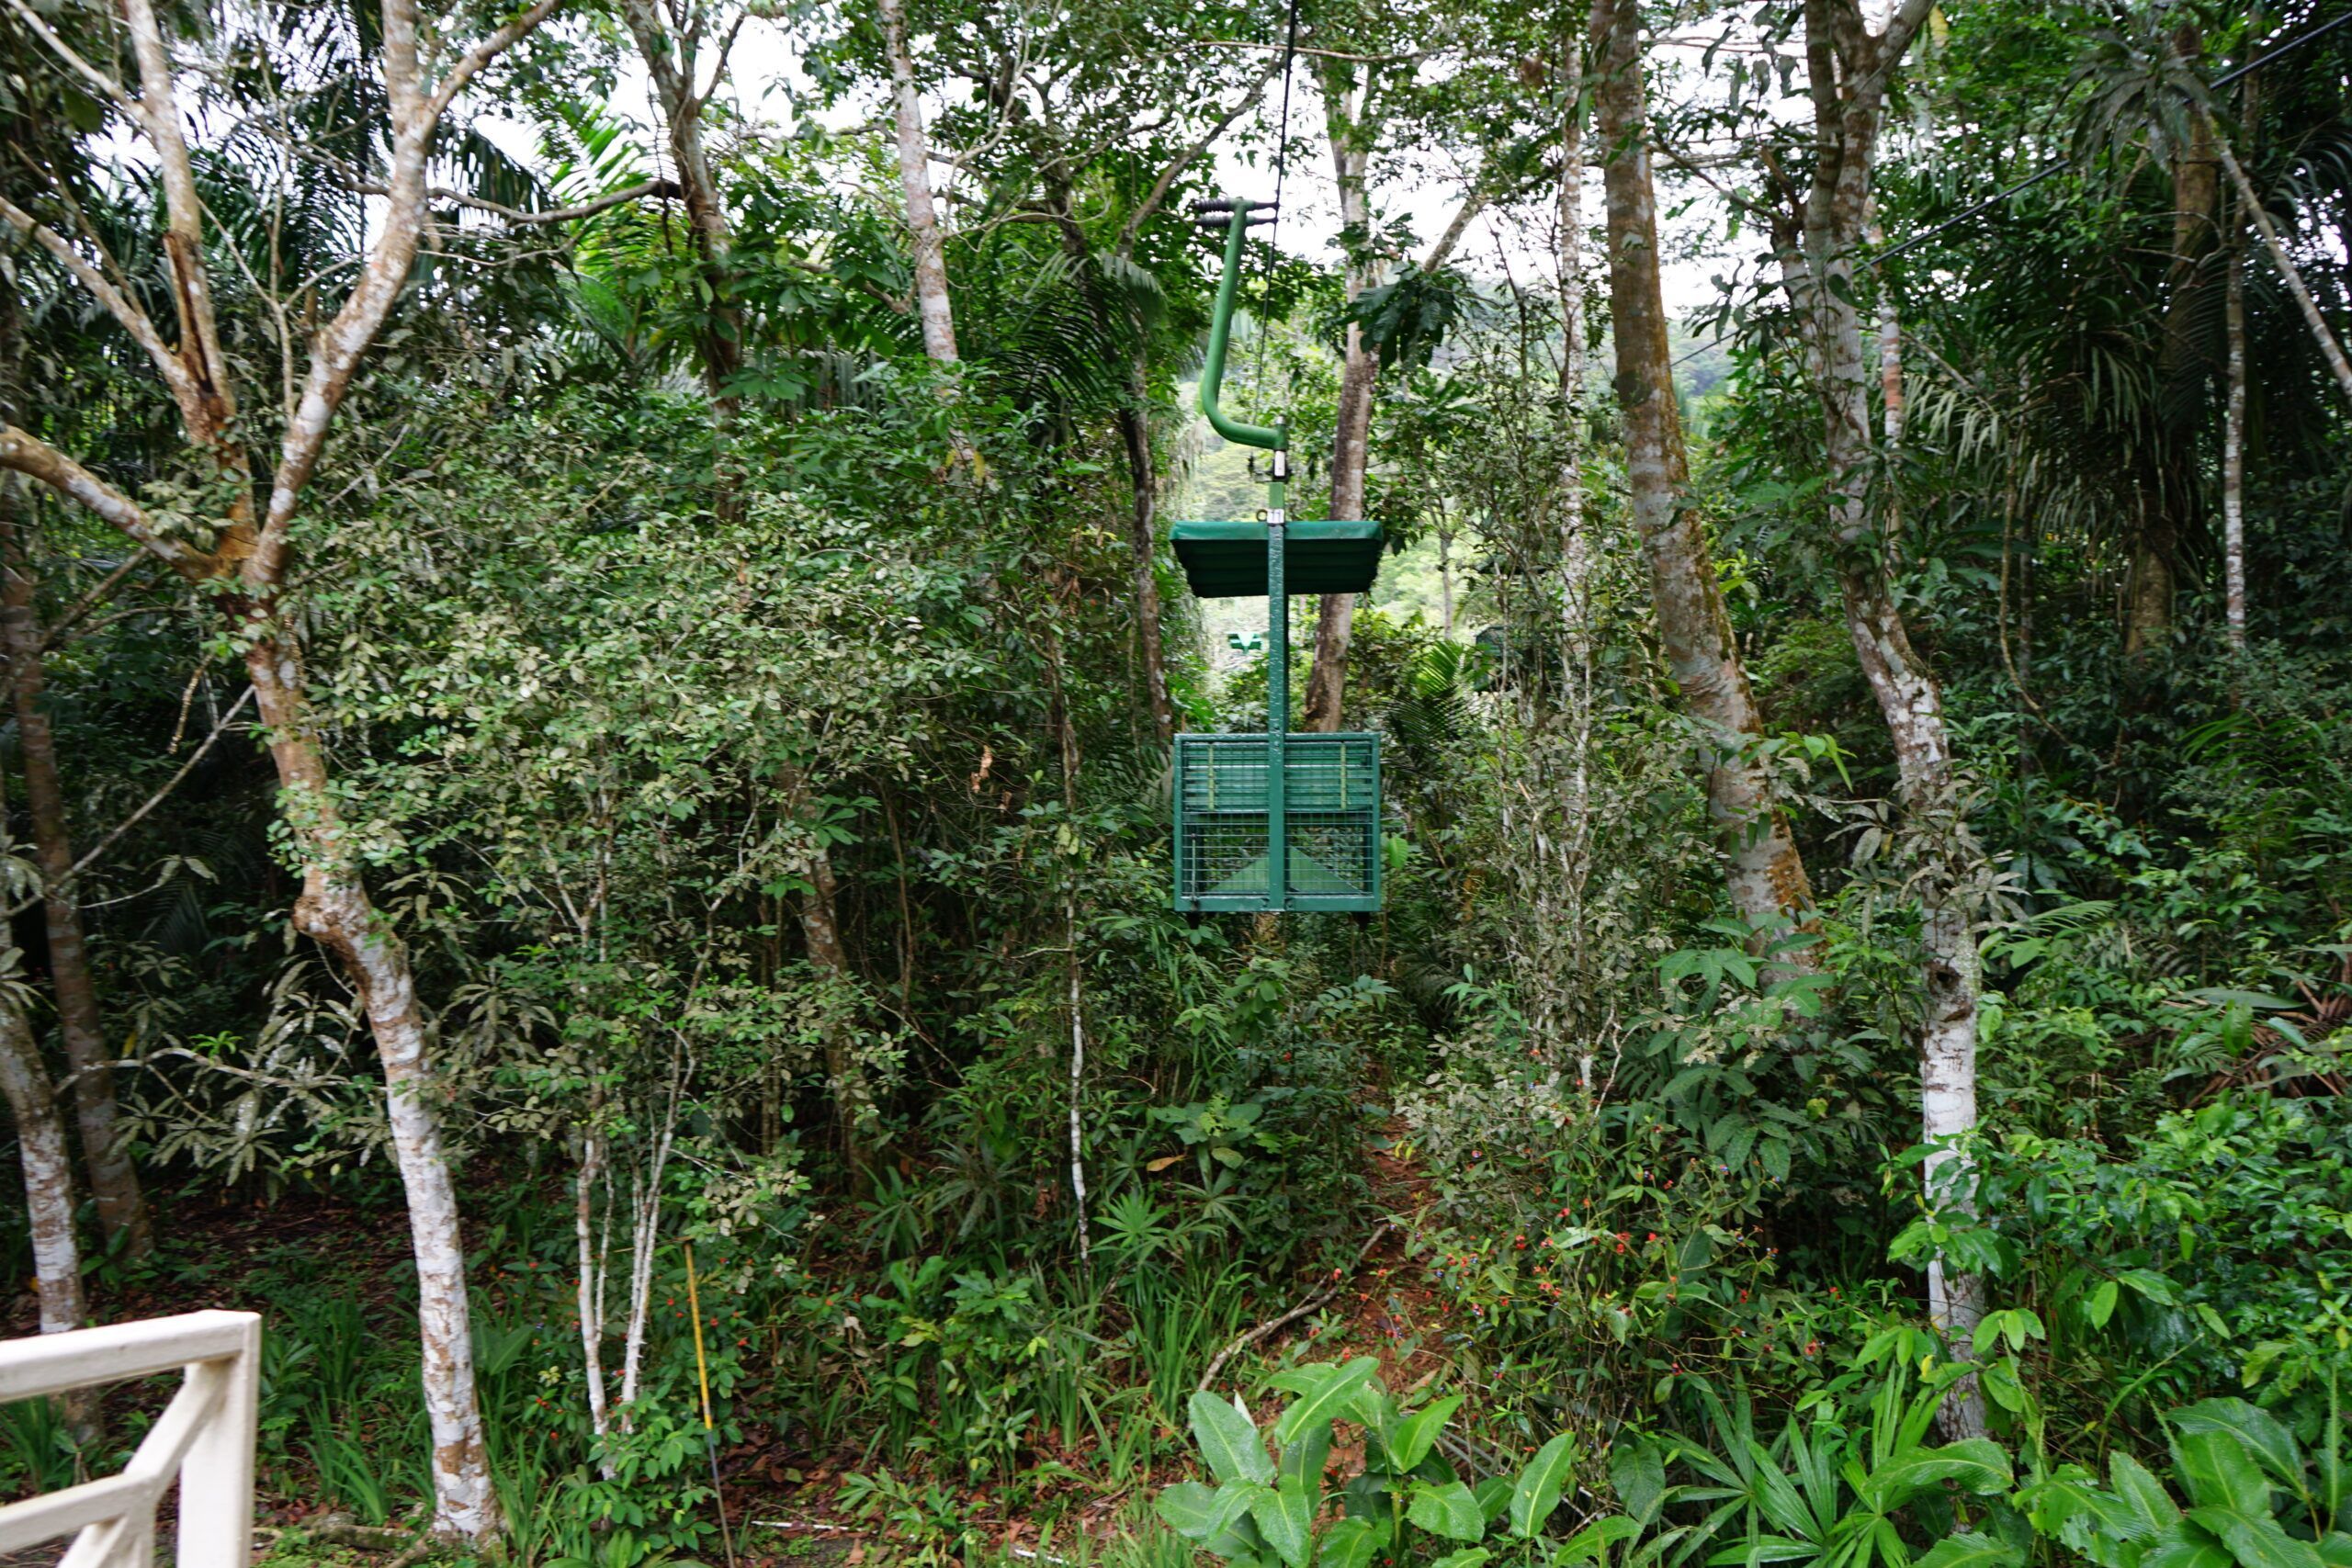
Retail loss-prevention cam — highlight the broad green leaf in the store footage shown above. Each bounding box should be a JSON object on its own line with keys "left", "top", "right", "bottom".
{"left": 1320, "top": 1517, "right": 1382, "bottom": 1568}
{"left": 1252, "top": 1474, "right": 1317, "bottom": 1568}
{"left": 2142, "top": 1522, "right": 2237, "bottom": 1568}
{"left": 1388, "top": 1394, "right": 1464, "bottom": 1473}
{"left": 1157, "top": 1481, "right": 1222, "bottom": 1541}
{"left": 1342, "top": 1472, "right": 1398, "bottom": 1520}
{"left": 1704, "top": 1533, "right": 1822, "bottom": 1564}
{"left": 1273, "top": 1358, "right": 1382, "bottom": 1448}
{"left": 2175, "top": 1430, "right": 2275, "bottom": 1517}
{"left": 1555, "top": 1517, "right": 1642, "bottom": 1567}
{"left": 1410, "top": 1480, "right": 1488, "bottom": 1541}
{"left": 2171, "top": 1402, "right": 2305, "bottom": 1490}
{"left": 2113, "top": 1454, "right": 2187, "bottom": 1535}
{"left": 1476, "top": 1476, "right": 1514, "bottom": 1524}
{"left": 1512, "top": 1433, "right": 1579, "bottom": 1539}
{"left": 2185, "top": 1510, "right": 2327, "bottom": 1568}
{"left": 1914, "top": 1530, "right": 2023, "bottom": 1568}
{"left": 1284, "top": 1420, "right": 1334, "bottom": 1491}
{"left": 1611, "top": 1439, "right": 1668, "bottom": 1528}
{"left": 1430, "top": 1551, "right": 1492, "bottom": 1568}
{"left": 1210, "top": 1483, "right": 1274, "bottom": 1539}
{"left": 1870, "top": 1439, "right": 2016, "bottom": 1506}
{"left": 1193, "top": 1391, "right": 1275, "bottom": 1486}
{"left": 2314, "top": 1537, "right": 2352, "bottom": 1568}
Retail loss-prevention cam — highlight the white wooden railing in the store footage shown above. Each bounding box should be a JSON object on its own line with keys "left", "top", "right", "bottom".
{"left": 0, "top": 1310, "right": 260, "bottom": 1568}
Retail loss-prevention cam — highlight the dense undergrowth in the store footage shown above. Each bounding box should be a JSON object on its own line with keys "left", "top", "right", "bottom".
{"left": 4, "top": 0, "right": 2351, "bottom": 1564}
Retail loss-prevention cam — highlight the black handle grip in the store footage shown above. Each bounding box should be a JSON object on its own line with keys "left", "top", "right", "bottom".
{"left": 1190, "top": 197, "right": 1279, "bottom": 217}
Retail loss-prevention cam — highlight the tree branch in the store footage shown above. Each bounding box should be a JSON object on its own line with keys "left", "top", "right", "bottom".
{"left": 0, "top": 426, "right": 209, "bottom": 578}
{"left": 1851, "top": 0, "right": 1939, "bottom": 108}
{"left": 348, "top": 176, "right": 683, "bottom": 225}
{"left": 428, "top": 0, "right": 568, "bottom": 121}
{"left": 0, "top": 0, "right": 139, "bottom": 119}
{"left": 1115, "top": 57, "right": 1285, "bottom": 257}
{"left": 0, "top": 195, "right": 193, "bottom": 407}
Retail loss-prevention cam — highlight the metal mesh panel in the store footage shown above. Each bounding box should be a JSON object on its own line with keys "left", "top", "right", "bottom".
{"left": 1175, "top": 734, "right": 1379, "bottom": 908}
{"left": 1177, "top": 736, "right": 1272, "bottom": 899}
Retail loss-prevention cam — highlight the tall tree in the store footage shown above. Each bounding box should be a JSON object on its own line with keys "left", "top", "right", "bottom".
{"left": 0, "top": 0, "right": 568, "bottom": 1532}
{"left": 1589, "top": 0, "right": 1816, "bottom": 947}
{"left": 1775, "top": 0, "right": 1986, "bottom": 1434}
{"left": 1302, "top": 52, "right": 1507, "bottom": 731}
{"left": 876, "top": 0, "right": 960, "bottom": 365}
{"left": 616, "top": 0, "right": 876, "bottom": 1179}
{"left": 1, "top": 510, "right": 151, "bottom": 1257}
{"left": 0, "top": 250, "right": 149, "bottom": 1257}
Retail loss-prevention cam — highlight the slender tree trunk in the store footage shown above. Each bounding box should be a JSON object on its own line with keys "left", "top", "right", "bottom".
{"left": 0, "top": 509, "right": 150, "bottom": 1258}
{"left": 1788, "top": 0, "right": 1985, "bottom": 1437}
{"left": 619, "top": 0, "right": 744, "bottom": 520}
{"left": 1036, "top": 571, "right": 1091, "bottom": 1260}
{"left": 2224, "top": 216, "right": 2248, "bottom": 651}
{"left": 574, "top": 1121, "right": 611, "bottom": 1462}
{"left": 1118, "top": 392, "right": 1175, "bottom": 745}
{"left": 0, "top": 982, "right": 84, "bottom": 1340}
{"left": 1592, "top": 0, "right": 1815, "bottom": 942}
{"left": 1557, "top": 19, "right": 1590, "bottom": 637}
{"left": 2128, "top": 90, "right": 2218, "bottom": 660}
{"left": 782, "top": 767, "right": 868, "bottom": 1185}
{"left": 1303, "top": 70, "right": 1493, "bottom": 730}
{"left": 0, "top": 978, "right": 97, "bottom": 1440}
{"left": 1303, "top": 65, "right": 1380, "bottom": 735}
{"left": 2208, "top": 119, "right": 2352, "bottom": 404}
{"left": 876, "top": 0, "right": 959, "bottom": 365}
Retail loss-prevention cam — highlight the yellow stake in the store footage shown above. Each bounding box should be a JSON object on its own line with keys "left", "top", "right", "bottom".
{"left": 684, "top": 1242, "right": 738, "bottom": 1568}
{"left": 685, "top": 1242, "right": 716, "bottom": 1428}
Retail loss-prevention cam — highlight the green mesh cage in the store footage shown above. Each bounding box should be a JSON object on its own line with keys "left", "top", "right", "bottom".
{"left": 1173, "top": 733, "right": 1382, "bottom": 911}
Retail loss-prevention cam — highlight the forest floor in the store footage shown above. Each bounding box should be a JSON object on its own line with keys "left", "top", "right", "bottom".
{"left": 4, "top": 1127, "right": 1451, "bottom": 1566}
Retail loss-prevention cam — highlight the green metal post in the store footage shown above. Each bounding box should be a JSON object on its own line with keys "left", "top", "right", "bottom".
{"left": 1267, "top": 451, "right": 1286, "bottom": 908}
{"left": 1198, "top": 211, "right": 1287, "bottom": 454}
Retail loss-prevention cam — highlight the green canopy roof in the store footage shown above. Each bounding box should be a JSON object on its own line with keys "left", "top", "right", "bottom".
{"left": 1171, "top": 520, "right": 1385, "bottom": 598}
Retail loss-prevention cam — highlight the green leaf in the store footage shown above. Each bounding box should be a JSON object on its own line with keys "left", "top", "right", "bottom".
{"left": 1512, "top": 1434, "right": 1579, "bottom": 1539}
{"left": 1476, "top": 1477, "right": 1515, "bottom": 1524}
{"left": 1430, "top": 1551, "right": 1492, "bottom": 1568}
{"left": 1210, "top": 1483, "right": 1275, "bottom": 1539}
{"left": 1410, "top": 1480, "right": 1488, "bottom": 1541}
{"left": 1869, "top": 1439, "right": 2016, "bottom": 1506}
{"left": 1284, "top": 1420, "right": 1334, "bottom": 1491}
{"left": 2174, "top": 1430, "right": 2275, "bottom": 1517}
{"left": 2142, "top": 1523, "right": 2237, "bottom": 1568}
{"left": 1914, "top": 1533, "right": 2024, "bottom": 1568}
{"left": 2185, "top": 1510, "right": 2327, "bottom": 1568}
{"left": 1319, "top": 1518, "right": 1382, "bottom": 1568}
{"left": 1192, "top": 1392, "right": 1275, "bottom": 1486}
{"left": 1387, "top": 1394, "right": 1464, "bottom": 1472}
{"left": 2171, "top": 1402, "right": 2305, "bottom": 1489}
{"left": 1555, "top": 1517, "right": 1642, "bottom": 1567}
{"left": 1272, "top": 1359, "right": 1382, "bottom": 1448}
{"left": 2112, "top": 1453, "right": 2188, "bottom": 1535}
{"left": 1252, "top": 1474, "right": 1317, "bottom": 1568}
{"left": 2087, "top": 1280, "right": 2121, "bottom": 1329}
{"left": 1157, "top": 1481, "right": 1222, "bottom": 1541}
{"left": 1611, "top": 1440, "right": 1668, "bottom": 1528}
{"left": 1983, "top": 1358, "right": 2029, "bottom": 1415}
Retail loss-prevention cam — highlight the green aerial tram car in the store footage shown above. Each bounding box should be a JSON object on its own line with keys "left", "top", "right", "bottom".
{"left": 1170, "top": 198, "right": 1385, "bottom": 916}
